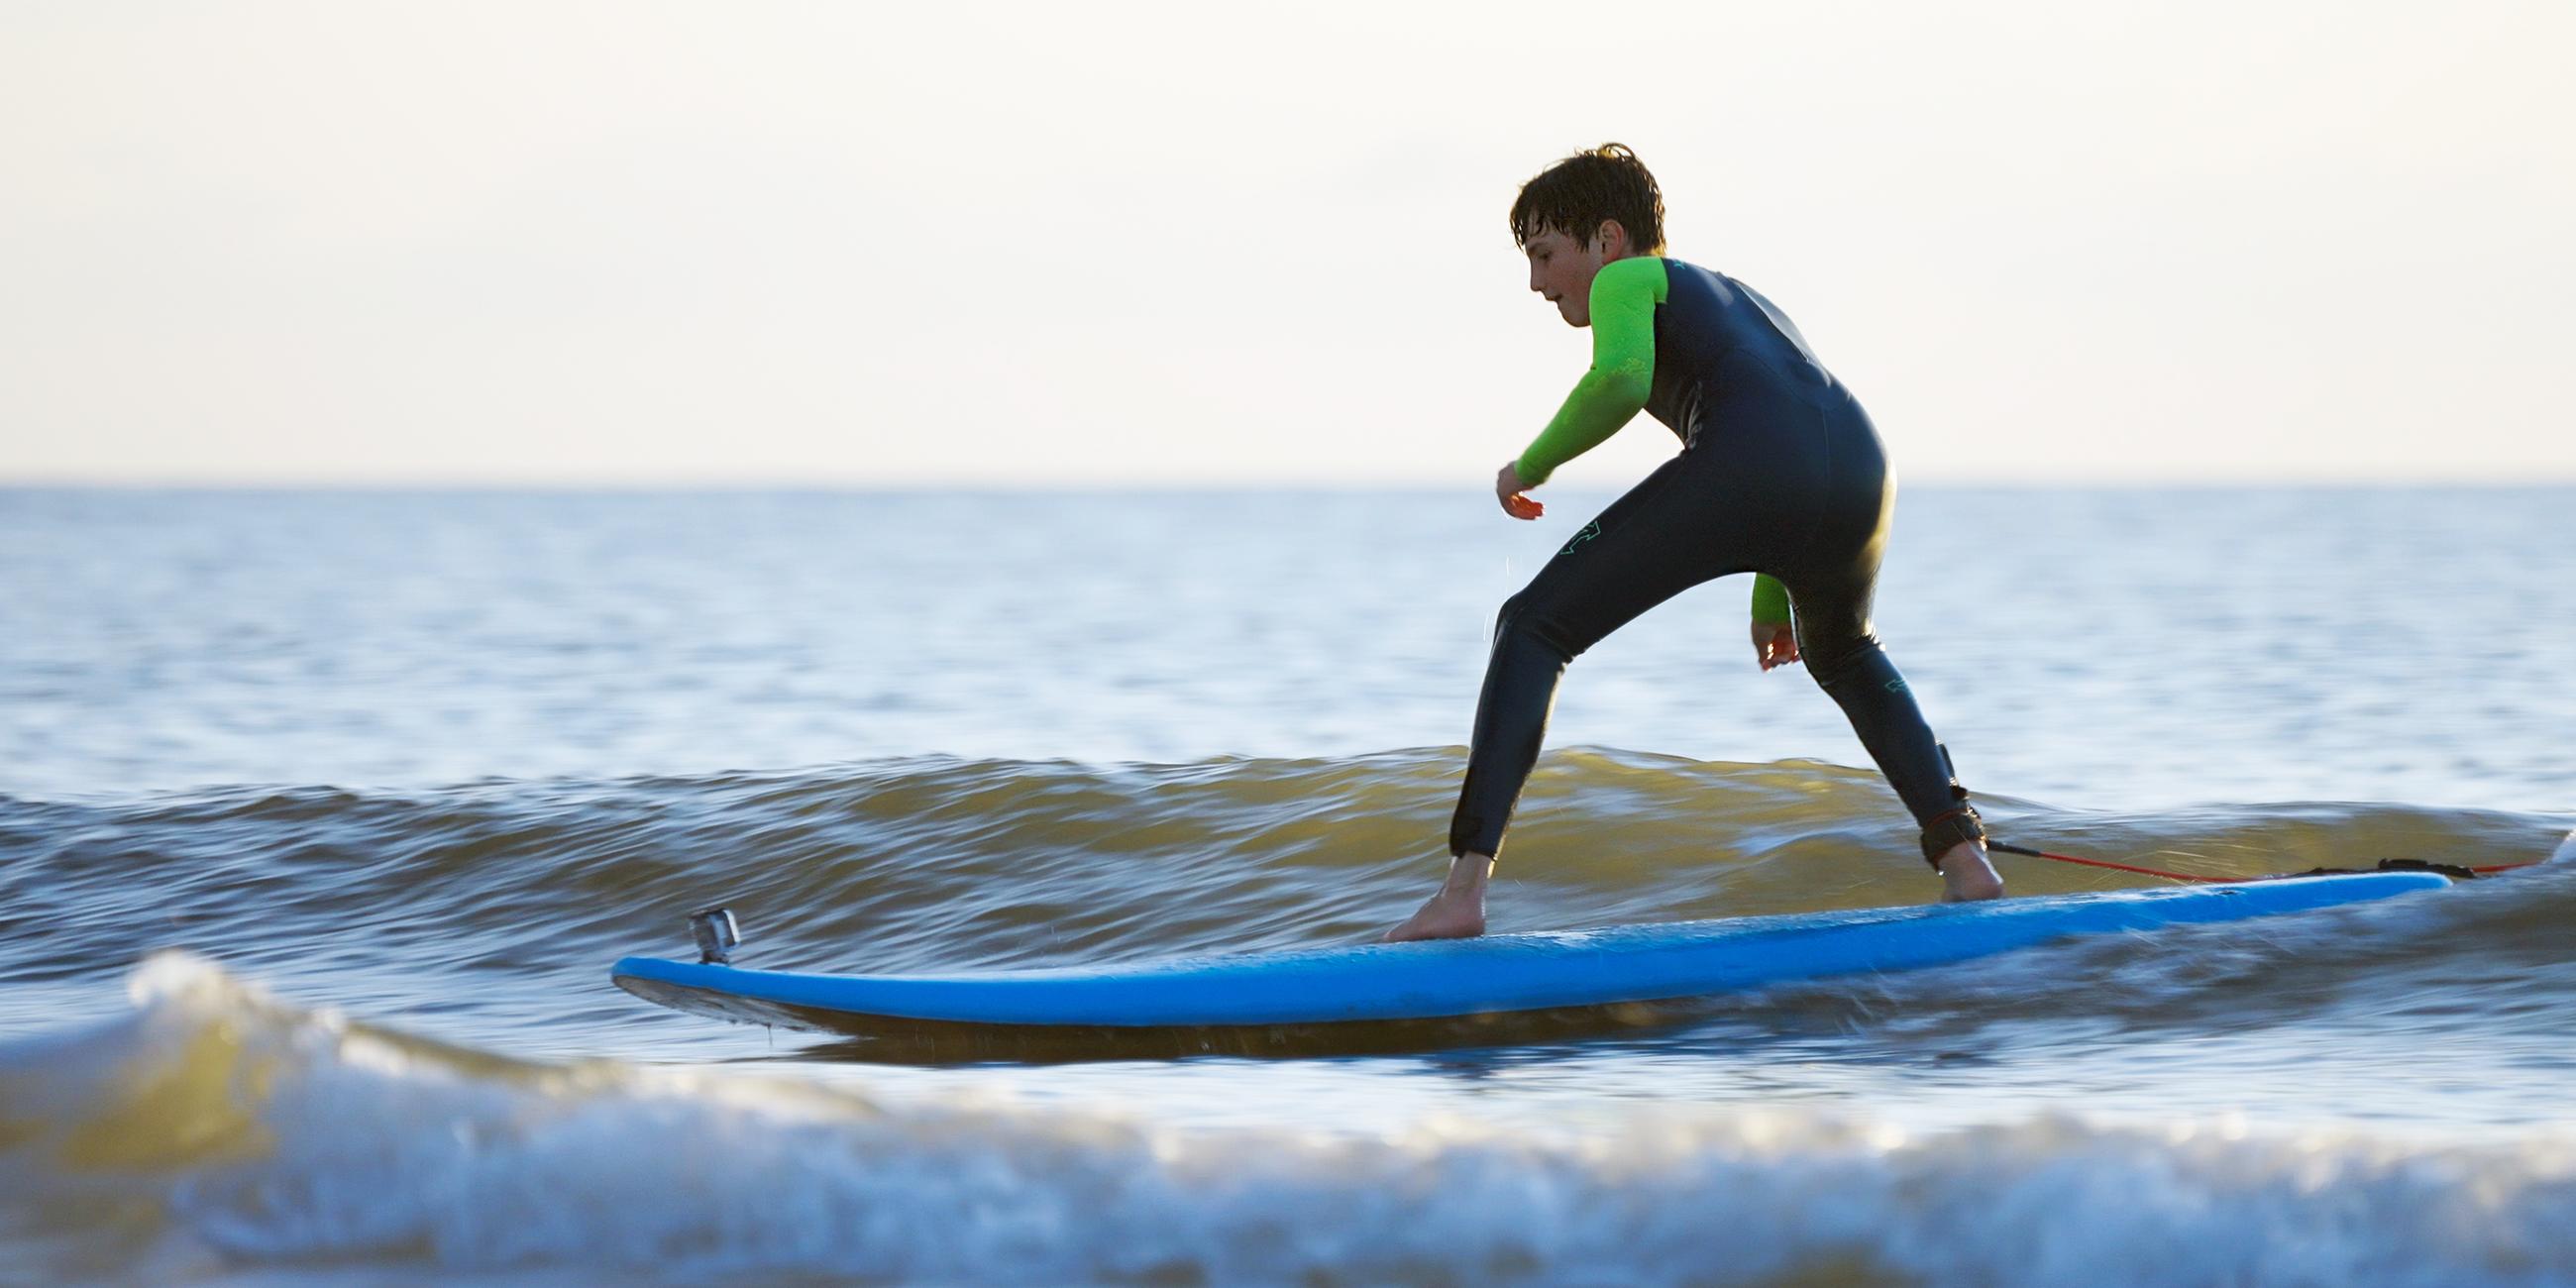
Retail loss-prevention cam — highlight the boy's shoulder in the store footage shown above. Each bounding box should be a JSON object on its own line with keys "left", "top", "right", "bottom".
{"left": 1590, "top": 255, "right": 1670, "bottom": 299}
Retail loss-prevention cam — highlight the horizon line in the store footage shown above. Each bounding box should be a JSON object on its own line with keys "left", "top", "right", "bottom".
{"left": 9, "top": 478, "right": 2576, "bottom": 493}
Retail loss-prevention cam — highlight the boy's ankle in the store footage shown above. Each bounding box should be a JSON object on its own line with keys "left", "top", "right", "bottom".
{"left": 1445, "top": 851, "right": 1496, "bottom": 892}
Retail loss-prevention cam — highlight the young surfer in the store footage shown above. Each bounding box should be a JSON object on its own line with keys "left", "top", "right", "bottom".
{"left": 1387, "top": 144, "right": 2005, "bottom": 942}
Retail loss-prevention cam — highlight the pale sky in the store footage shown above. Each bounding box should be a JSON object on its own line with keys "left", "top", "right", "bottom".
{"left": 4, "top": 1, "right": 2570, "bottom": 486}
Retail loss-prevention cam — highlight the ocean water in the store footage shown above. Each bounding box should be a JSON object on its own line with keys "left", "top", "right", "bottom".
{"left": 3, "top": 485, "right": 2572, "bottom": 1286}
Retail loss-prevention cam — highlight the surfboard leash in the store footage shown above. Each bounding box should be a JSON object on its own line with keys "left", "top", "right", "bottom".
{"left": 1986, "top": 840, "right": 2538, "bottom": 884}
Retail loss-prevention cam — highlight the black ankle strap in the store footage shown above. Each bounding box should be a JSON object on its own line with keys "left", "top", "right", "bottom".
{"left": 1920, "top": 805, "right": 1986, "bottom": 867}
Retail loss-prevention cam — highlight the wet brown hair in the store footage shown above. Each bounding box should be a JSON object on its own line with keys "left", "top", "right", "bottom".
{"left": 1509, "top": 143, "right": 1666, "bottom": 255}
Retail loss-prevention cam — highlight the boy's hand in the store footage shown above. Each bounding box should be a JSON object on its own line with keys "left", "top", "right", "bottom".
{"left": 1752, "top": 620, "right": 1801, "bottom": 671}
{"left": 1495, "top": 462, "right": 1545, "bottom": 520}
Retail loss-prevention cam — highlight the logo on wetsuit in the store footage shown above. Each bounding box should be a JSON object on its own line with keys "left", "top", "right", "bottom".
{"left": 1559, "top": 520, "right": 1601, "bottom": 556}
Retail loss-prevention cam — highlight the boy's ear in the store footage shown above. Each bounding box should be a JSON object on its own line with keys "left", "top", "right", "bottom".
{"left": 1593, "top": 220, "right": 1629, "bottom": 254}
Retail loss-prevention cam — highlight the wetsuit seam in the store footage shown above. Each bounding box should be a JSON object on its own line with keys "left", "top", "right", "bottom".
{"left": 1677, "top": 339, "right": 1728, "bottom": 450}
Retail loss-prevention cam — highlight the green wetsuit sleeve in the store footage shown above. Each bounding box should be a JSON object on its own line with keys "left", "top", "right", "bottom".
{"left": 1750, "top": 575, "right": 1791, "bottom": 625}
{"left": 1513, "top": 256, "right": 1666, "bottom": 485}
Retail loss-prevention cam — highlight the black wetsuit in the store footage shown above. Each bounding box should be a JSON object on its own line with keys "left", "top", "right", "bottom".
{"left": 1450, "top": 259, "right": 1983, "bottom": 864}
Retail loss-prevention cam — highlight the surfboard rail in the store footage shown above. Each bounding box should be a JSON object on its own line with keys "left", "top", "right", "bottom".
{"left": 612, "top": 871, "right": 2446, "bottom": 1034}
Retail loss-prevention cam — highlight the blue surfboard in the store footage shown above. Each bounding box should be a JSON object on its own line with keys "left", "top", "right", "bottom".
{"left": 612, "top": 872, "right": 2443, "bottom": 1033}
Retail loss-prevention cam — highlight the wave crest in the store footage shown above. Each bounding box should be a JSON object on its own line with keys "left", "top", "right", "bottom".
{"left": 9, "top": 752, "right": 2567, "bottom": 982}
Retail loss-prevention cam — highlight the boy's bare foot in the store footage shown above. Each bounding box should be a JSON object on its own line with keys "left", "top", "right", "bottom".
{"left": 1383, "top": 852, "right": 1495, "bottom": 941}
{"left": 1937, "top": 839, "right": 2005, "bottom": 903}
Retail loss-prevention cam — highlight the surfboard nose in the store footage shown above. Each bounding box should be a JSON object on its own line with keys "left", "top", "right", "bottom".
{"left": 2552, "top": 829, "right": 2576, "bottom": 866}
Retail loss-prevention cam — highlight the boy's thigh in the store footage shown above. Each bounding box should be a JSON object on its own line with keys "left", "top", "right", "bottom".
{"left": 1509, "top": 454, "right": 1766, "bottom": 655}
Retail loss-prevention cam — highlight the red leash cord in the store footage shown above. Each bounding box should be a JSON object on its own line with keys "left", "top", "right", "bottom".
{"left": 1986, "top": 841, "right": 2241, "bottom": 883}
{"left": 1986, "top": 840, "right": 2539, "bottom": 883}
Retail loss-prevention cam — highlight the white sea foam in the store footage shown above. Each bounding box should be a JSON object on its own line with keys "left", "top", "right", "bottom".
{"left": 5, "top": 954, "right": 2571, "bottom": 1287}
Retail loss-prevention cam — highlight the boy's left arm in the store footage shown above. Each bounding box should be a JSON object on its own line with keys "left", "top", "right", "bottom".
{"left": 1511, "top": 257, "right": 1664, "bottom": 486}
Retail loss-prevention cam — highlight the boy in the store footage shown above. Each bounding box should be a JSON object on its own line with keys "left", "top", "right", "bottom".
{"left": 1387, "top": 144, "right": 2004, "bottom": 942}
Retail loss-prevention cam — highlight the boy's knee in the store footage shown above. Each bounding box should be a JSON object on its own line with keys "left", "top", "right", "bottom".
{"left": 1493, "top": 590, "right": 1583, "bottom": 662}
{"left": 1802, "top": 632, "right": 1882, "bottom": 688}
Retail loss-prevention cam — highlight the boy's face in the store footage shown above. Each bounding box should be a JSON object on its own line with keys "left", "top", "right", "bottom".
{"left": 1522, "top": 222, "right": 1623, "bottom": 328}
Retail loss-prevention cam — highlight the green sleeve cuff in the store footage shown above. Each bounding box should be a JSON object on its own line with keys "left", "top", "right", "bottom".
{"left": 1750, "top": 575, "right": 1792, "bottom": 624}
{"left": 1514, "top": 257, "right": 1665, "bottom": 484}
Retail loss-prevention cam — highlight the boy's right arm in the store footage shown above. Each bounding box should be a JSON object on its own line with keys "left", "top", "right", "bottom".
{"left": 1750, "top": 574, "right": 1791, "bottom": 625}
